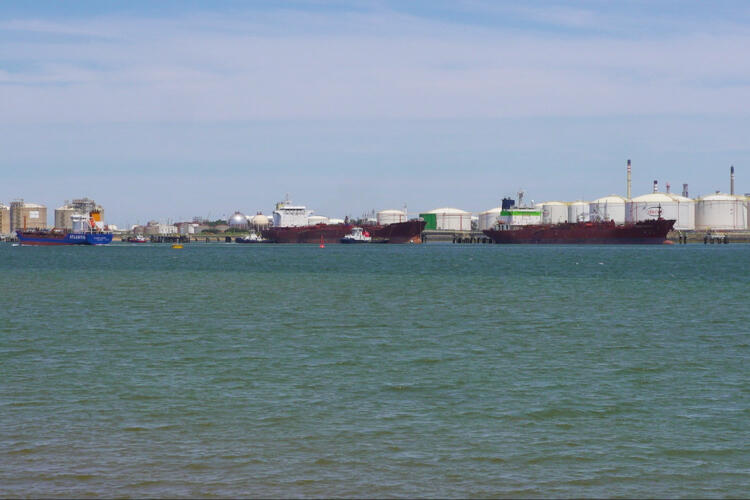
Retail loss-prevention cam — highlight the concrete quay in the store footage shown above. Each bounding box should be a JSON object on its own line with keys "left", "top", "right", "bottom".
{"left": 421, "top": 230, "right": 494, "bottom": 244}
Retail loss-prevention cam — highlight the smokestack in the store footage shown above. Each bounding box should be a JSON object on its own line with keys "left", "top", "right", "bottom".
{"left": 666, "top": 182, "right": 671, "bottom": 194}
{"left": 731, "top": 165, "right": 735, "bottom": 195}
{"left": 653, "top": 180, "right": 658, "bottom": 193}
{"left": 682, "top": 183, "right": 689, "bottom": 198}
{"left": 627, "top": 159, "right": 632, "bottom": 199}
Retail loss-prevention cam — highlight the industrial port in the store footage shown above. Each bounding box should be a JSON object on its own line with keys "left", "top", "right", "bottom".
{"left": 3, "top": 163, "right": 750, "bottom": 244}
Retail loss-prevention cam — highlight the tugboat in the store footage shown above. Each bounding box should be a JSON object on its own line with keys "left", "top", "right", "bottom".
{"left": 340, "top": 227, "right": 372, "bottom": 244}
{"left": 235, "top": 233, "right": 266, "bottom": 244}
{"left": 127, "top": 234, "right": 149, "bottom": 243}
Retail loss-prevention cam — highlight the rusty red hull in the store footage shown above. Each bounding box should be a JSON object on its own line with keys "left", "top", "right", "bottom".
{"left": 262, "top": 224, "right": 352, "bottom": 244}
{"left": 262, "top": 220, "right": 425, "bottom": 244}
{"left": 483, "top": 219, "right": 675, "bottom": 244}
{"left": 363, "top": 219, "right": 426, "bottom": 243}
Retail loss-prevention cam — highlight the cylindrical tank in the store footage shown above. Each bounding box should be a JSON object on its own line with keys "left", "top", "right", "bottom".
{"left": 541, "top": 202, "right": 568, "bottom": 224}
{"left": 695, "top": 193, "right": 748, "bottom": 230}
{"left": 589, "top": 195, "right": 627, "bottom": 224}
{"left": 567, "top": 201, "right": 589, "bottom": 223}
{"left": 376, "top": 209, "right": 406, "bottom": 225}
{"left": 626, "top": 193, "right": 695, "bottom": 230}
{"left": 307, "top": 215, "right": 329, "bottom": 225}
{"left": 478, "top": 207, "right": 502, "bottom": 230}
{"left": 425, "top": 208, "right": 472, "bottom": 231}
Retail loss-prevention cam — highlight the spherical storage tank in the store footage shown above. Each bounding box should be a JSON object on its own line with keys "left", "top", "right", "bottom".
{"left": 478, "top": 207, "right": 502, "bottom": 230}
{"left": 695, "top": 193, "right": 747, "bottom": 230}
{"left": 541, "top": 202, "right": 568, "bottom": 224}
{"left": 589, "top": 195, "right": 627, "bottom": 224}
{"left": 376, "top": 209, "right": 406, "bottom": 225}
{"left": 228, "top": 211, "right": 248, "bottom": 229}
{"left": 425, "top": 207, "right": 472, "bottom": 231}
{"left": 567, "top": 201, "right": 590, "bottom": 223}
{"left": 626, "top": 193, "right": 695, "bottom": 230}
{"left": 250, "top": 213, "right": 269, "bottom": 229}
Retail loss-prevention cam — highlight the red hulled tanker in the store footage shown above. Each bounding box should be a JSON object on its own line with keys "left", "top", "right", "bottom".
{"left": 483, "top": 218, "right": 675, "bottom": 244}
{"left": 262, "top": 219, "right": 425, "bottom": 244}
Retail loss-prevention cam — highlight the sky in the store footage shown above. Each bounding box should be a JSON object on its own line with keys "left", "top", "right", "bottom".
{"left": 2, "top": 0, "right": 750, "bottom": 227}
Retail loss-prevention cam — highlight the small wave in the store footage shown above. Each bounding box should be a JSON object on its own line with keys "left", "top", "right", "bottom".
{"left": 411, "top": 357, "right": 443, "bottom": 364}
{"left": 382, "top": 383, "right": 419, "bottom": 391}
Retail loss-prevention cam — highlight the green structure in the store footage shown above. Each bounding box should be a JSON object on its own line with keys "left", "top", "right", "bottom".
{"left": 419, "top": 213, "right": 437, "bottom": 230}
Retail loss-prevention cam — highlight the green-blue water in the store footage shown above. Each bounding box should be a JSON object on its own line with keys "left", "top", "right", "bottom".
{"left": 1, "top": 243, "right": 748, "bottom": 497}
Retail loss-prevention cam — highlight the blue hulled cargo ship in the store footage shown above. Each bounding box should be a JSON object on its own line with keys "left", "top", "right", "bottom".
{"left": 16, "top": 210, "right": 113, "bottom": 246}
{"left": 16, "top": 231, "right": 113, "bottom": 246}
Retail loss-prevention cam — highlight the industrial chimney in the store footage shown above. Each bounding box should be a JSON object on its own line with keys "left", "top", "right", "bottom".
{"left": 653, "top": 180, "right": 658, "bottom": 193}
{"left": 682, "top": 183, "right": 689, "bottom": 198}
{"left": 731, "top": 165, "right": 735, "bottom": 195}
{"left": 666, "top": 182, "right": 671, "bottom": 194}
{"left": 627, "top": 159, "right": 632, "bottom": 199}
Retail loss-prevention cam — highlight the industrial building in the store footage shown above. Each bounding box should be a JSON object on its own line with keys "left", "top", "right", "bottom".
{"left": 589, "top": 195, "right": 627, "bottom": 224}
{"left": 143, "top": 221, "right": 178, "bottom": 235}
{"left": 377, "top": 209, "right": 407, "bottom": 225}
{"left": 54, "top": 198, "right": 103, "bottom": 229}
{"left": 10, "top": 200, "right": 47, "bottom": 231}
{"left": 0, "top": 204, "right": 9, "bottom": 234}
{"left": 420, "top": 208, "right": 472, "bottom": 231}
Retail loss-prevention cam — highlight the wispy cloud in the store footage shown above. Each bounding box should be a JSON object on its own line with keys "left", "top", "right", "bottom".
{"left": 1, "top": 4, "right": 749, "bottom": 125}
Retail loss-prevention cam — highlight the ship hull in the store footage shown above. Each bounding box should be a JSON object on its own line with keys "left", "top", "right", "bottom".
{"left": 483, "top": 219, "right": 675, "bottom": 244}
{"left": 263, "top": 220, "right": 426, "bottom": 244}
{"left": 362, "top": 220, "right": 426, "bottom": 243}
{"left": 262, "top": 224, "right": 353, "bottom": 244}
{"left": 17, "top": 231, "right": 114, "bottom": 246}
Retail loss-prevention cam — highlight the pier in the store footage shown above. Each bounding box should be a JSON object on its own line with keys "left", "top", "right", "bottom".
{"left": 421, "top": 230, "right": 494, "bottom": 244}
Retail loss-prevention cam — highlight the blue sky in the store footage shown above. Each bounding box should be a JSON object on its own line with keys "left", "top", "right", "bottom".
{"left": 2, "top": 1, "right": 750, "bottom": 227}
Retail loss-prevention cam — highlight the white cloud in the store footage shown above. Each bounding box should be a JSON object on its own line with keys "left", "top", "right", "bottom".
{"left": 1, "top": 8, "right": 749, "bottom": 124}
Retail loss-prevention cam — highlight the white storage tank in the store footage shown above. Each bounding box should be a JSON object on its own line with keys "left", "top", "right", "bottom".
{"left": 376, "top": 209, "right": 406, "bottom": 225}
{"left": 626, "top": 193, "right": 695, "bottom": 230}
{"left": 567, "top": 201, "right": 590, "bottom": 223}
{"left": 589, "top": 195, "right": 627, "bottom": 224}
{"left": 425, "top": 207, "right": 472, "bottom": 231}
{"left": 307, "top": 215, "right": 329, "bottom": 225}
{"left": 695, "top": 193, "right": 748, "bottom": 230}
{"left": 478, "top": 207, "right": 502, "bottom": 231}
{"left": 541, "top": 202, "right": 568, "bottom": 224}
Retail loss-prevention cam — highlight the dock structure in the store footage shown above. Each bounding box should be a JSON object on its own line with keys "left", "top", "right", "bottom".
{"left": 421, "top": 230, "right": 494, "bottom": 244}
{"left": 668, "top": 230, "right": 750, "bottom": 244}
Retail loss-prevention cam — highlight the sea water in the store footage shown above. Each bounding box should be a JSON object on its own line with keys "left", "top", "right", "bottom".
{"left": 1, "top": 243, "right": 748, "bottom": 497}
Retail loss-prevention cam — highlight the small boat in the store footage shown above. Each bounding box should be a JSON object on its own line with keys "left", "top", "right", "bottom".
{"left": 171, "top": 243, "right": 183, "bottom": 249}
{"left": 341, "top": 227, "right": 372, "bottom": 244}
{"left": 235, "top": 233, "right": 266, "bottom": 244}
{"left": 127, "top": 234, "right": 149, "bottom": 243}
